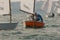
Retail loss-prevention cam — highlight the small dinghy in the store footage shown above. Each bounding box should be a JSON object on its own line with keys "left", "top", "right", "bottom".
{"left": 20, "top": 0, "right": 44, "bottom": 28}
{"left": 25, "top": 21, "right": 44, "bottom": 28}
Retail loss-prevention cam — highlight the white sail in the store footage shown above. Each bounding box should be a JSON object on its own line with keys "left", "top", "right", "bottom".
{"left": 41, "top": 0, "right": 59, "bottom": 13}
{"left": 57, "top": 8, "right": 60, "bottom": 13}
{"left": 20, "top": 0, "right": 34, "bottom": 14}
{"left": 0, "top": 0, "right": 9, "bottom": 15}
{"left": 41, "top": 0, "right": 52, "bottom": 13}
{"left": 55, "top": 0, "right": 60, "bottom": 13}
{"left": 41, "top": 0, "right": 47, "bottom": 10}
{"left": 47, "top": 0, "right": 52, "bottom": 13}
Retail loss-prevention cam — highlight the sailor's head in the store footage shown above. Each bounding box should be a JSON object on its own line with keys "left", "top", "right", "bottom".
{"left": 31, "top": 12, "right": 37, "bottom": 16}
{"left": 34, "top": 12, "right": 37, "bottom": 15}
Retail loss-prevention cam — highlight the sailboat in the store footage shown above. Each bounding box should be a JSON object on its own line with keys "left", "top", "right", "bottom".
{"left": 20, "top": 0, "right": 44, "bottom": 28}
{"left": 41, "top": 0, "right": 59, "bottom": 18}
{"left": 55, "top": 0, "right": 60, "bottom": 16}
{"left": 0, "top": 0, "right": 17, "bottom": 30}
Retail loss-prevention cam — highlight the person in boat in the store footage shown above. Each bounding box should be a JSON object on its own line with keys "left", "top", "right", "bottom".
{"left": 31, "top": 13, "right": 43, "bottom": 22}
{"left": 48, "top": 13, "right": 55, "bottom": 18}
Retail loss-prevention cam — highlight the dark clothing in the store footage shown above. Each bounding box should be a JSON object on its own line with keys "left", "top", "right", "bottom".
{"left": 48, "top": 13, "right": 55, "bottom": 18}
{"left": 30, "top": 13, "right": 43, "bottom": 22}
{"left": 36, "top": 14, "right": 43, "bottom": 22}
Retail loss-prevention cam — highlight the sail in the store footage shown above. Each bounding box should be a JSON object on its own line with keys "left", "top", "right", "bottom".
{"left": 0, "top": 0, "right": 10, "bottom": 15}
{"left": 57, "top": 8, "right": 60, "bottom": 13}
{"left": 41, "top": 0, "right": 59, "bottom": 13}
{"left": 20, "top": 0, "right": 34, "bottom": 14}
{"left": 56, "top": 0, "right": 60, "bottom": 13}
{"left": 41, "top": 0, "right": 47, "bottom": 11}
{"left": 41, "top": 0, "right": 52, "bottom": 13}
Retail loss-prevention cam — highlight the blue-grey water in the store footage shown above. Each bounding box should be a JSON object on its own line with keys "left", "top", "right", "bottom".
{"left": 0, "top": 1, "right": 60, "bottom": 40}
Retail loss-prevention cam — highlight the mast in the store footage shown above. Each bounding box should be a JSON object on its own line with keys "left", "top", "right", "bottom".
{"left": 33, "top": 0, "right": 35, "bottom": 27}
{"left": 32, "top": 0, "right": 35, "bottom": 21}
{"left": 9, "top": 0, "right": 12, "bottom": 23}
{"left": 33, "top": 0, "right": 35, "bottom": 13}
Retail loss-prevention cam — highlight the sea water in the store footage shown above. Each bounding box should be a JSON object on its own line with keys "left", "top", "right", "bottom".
{"left": 0, "top": 1, "right": 60, "bottom": 40}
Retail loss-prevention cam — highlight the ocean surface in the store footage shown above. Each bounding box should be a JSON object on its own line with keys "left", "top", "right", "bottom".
{"left": 0, "top": 1, "right": 60, "bottom": 40}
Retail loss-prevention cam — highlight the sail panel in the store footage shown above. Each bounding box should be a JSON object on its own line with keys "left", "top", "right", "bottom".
{"left": 0, "top": 0, "right": 9, "bottom": 15}
{"left": 57, "top": 8, "right": 60, "bottom": 13}
{"left": 20, "top": 0, "right": 34, "bottom": 14}
{"left": 41, "top": 0, "right": 59, "bottom": 13}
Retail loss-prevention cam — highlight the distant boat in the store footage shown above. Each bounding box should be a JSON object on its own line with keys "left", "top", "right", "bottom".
{"left": 56, "top": 2, "right": 60, "bottom": 16}
{"left": 52, "top": 0, "right": 60, "bottom": 16}
{"left": 48, "top": 13, "right": 55, "bottom": 18}
{"left": 20, "top": 0, "right": 44, "bottom": 28}
{"left": 41, "top": 0, "right": 59, "bottom": 18}
{"left": 0, "top": 0, "right": 18, "bottom": 30}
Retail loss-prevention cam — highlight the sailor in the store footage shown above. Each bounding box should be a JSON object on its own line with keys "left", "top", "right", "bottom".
{"left": 31, "top": 13, "right": 43, "bottom": 22}
{"left": 48, "top": 13, "right": 55, "bottom": 18}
